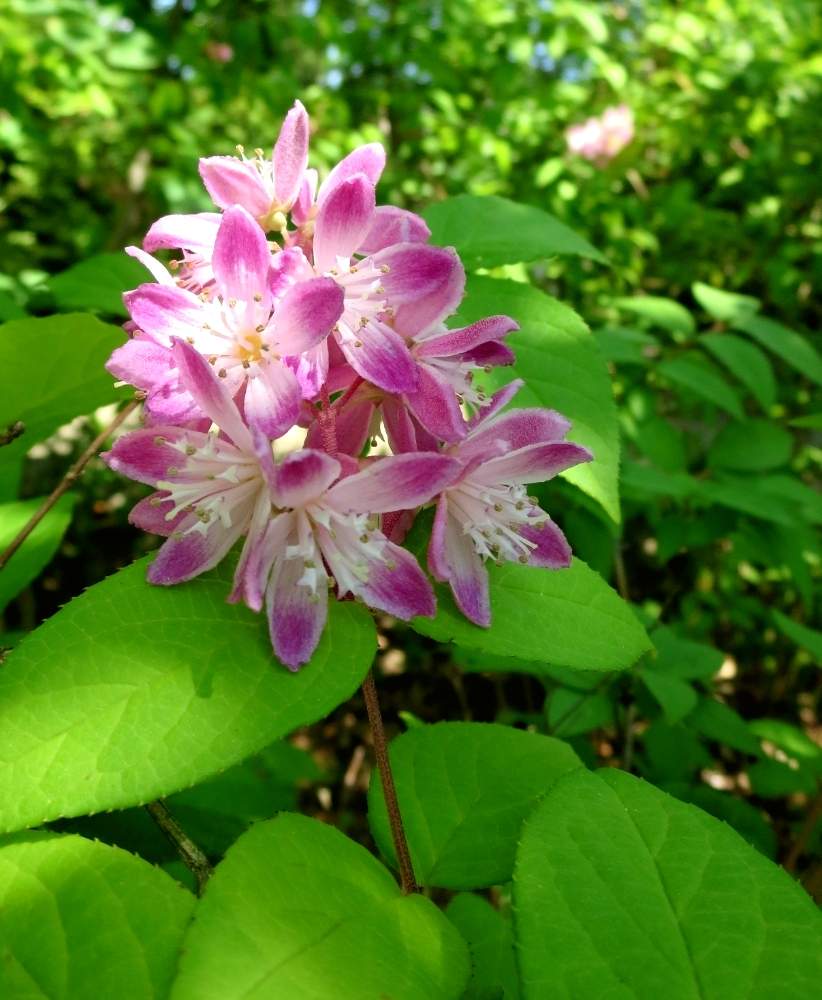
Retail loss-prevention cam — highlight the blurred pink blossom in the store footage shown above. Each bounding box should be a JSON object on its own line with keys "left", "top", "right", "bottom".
{"left": 205, "top": 42, "right": 234, "bottom": 63}
{"left": 565, "top": 104, "right": 634, "bottom": 163}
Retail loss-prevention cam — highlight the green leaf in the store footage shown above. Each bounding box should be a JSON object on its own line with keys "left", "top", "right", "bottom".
{"left": 674, "top": 784, "right": 777, "bottom": 859}
{"left": 692, "top": 281, "right": 760, "bottom": 321}
{"left": 733, "top": 314, "right": 822, "bottom": 387}
{"left": 594, "top": 324, "right": 660, "bottom": 366}
{"left": 748, "top": 719, "right": 822, "bottom": 771}
{"left": 0, "top": 557, "right": 376, "bottom": 834}
{"left": 455, "top": 275, "right": 620, "bottom": 522}
{"left": 620, "top": 461, "right": 698, "bottom": 501}
{"left": 0, "top": 831, "right": 194, "bottom": 999}
{"left": 686, "top": 697, "right": 761, "bottom": 754}
{"left": 546, "top": 686, "right": 614, "bottom": 736}
{"left": 514, "top": 769, "right": 822, "bottom": 999}
{"left": 368, "top": 722, "right": 581, "bottom": 889}
{"left": 0, "top": 313, "right": 125, "bottom": 460}
{"left": 0, "top": 495, "right": 75, "bottom": 612}
{"left": 790, "top": 412, "right": 822, "bottom": 429}
{"left": 747, "top": 758, "right": 817, "bottom": 798}
{"left": 423, "top": 194, "right": 606, "bottom": 269}
{"left": 446, "top": 893, "right": 521, "bottom": 1000}
{"left": 47, "top": 253, "right": 146, "bottom": 317}
{"left": 640, "top": 668, "right": 698, "bottom": 724}
{"left": 613, "top": 296, "right": 695, "bottom": 335}
{"left": 650, "top": 627, "right": 724, "bottom": 680}
{"left": 169, "top": 814, "right": 469, "bottom": 1000}
{"left": 707, "top": 419, "right": 793, "bottom": 472}
{"left": 657, "top": 354, "right": 744, "bottom": 418}
{"left": 409, "top": 546, "right": 651, "bottom": 672}
{"left": 701, "top": 333, "right": 776, "bottom": 409}
{"left": 699, "top": 475, "right": 795, "bottom": 525}
{"left": 772, "top": 610, "right": 822, "bottom": 663}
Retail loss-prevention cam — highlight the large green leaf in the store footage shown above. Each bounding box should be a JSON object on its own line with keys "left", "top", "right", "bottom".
{"left": 47, "top": 252, "right": 146, "bottom": 317}
{"left": 0, "top": 495, "right": 75, "bottom": 612}
{"left": 446, "top": 893, "right": 521, "bottom": 1000}
{"left": 772, "top": 610, "right": 822, "bottom": 662}
{"left": 409, "top": 530, "right": 650, "bottom": 671}
{"left": 514, "top": 769, "right": 822, "bottom": 999}
{"left": 613, "top": 296, "right": 695, "bottom": 336}
{"left": 692, "top": 282, "right": 760, "bottom": 321}
{"left": 455, "top": 275, "right": 620, "bottom": 523}
{"left": 0, "top": 313, "right": 125, "bottom": 459}
{"left": 700, "top": 333, "right": 776, "bottom": 409}
{"left": 170, "top": 813, "right": 469, "bottom": 1000}
{"left": 0, "top": 831, "right": 194, "bottom": 999}
{"left": 0, "top": 557, "right": 376, "bottom": 833}
{"left": 368, "top": 722, "right": 581, "bottom": 889}
{"left": 423, "top": 194, "right": 606, "bottom": 268}
{"left": 706, "top": 419, "right": 793, "bottom": 472}
{"left": 657, "top": 354, "right": 744, "bottom": 418}
{"left": 732, "top": 314, "right": 822, "bottom": 387}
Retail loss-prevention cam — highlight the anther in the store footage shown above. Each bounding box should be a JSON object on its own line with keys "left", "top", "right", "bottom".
{"left": 255, "top": 324, "right": 265, "bottom": 333}
{"left": 185, "top": 445, "right": 197, "bottom": 456}
{"left": 218, "top": 368, "right": 227, "bottom": 378}
{"left": 153, "top": 435, "right": 167, "bottom": 445}
{"left": 242, "top": 360, "right": 250, "bottom": 369}
{"left": 208, "top": 356, "right": 217, "bottom": 365}
{"left": 380, "top": 264, "right": 391, "bottom": 273}
{"left": 253, "top": 292, "right": 262, "bottom": 302}
{"left": 228, "top": 298, "right": 237, "bottom": 307}
{"left": 166, "top": 466, "right": 180, "bottom": 476}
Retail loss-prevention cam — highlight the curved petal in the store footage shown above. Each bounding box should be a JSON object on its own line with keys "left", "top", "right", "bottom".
{"left": 103, "top": 427, "right": 197, "bottom": 486}
{"left": 229, "top": 491, "right": 283, "bottom": 611}
{"left": 374, "top": 244, "right": 465, "bottom": 336}
{"left": 284, "top": 339, "right": 330, "bottom": 399}
{"left": 212, "top": 205, "right": 272, "bottom": 304}
{"left": 415, "top": 315, "right": 518, "bottom": 359}
{"left": 129, "top": 492, "right": 195, "bottom": 537}
{"left": 171, "top": 339, "right": 253, "bottom": 450}
{"left": 273, "top": 99, "right": 309, "bottom": 208}
{"left": 124, "top": 284, "right": 203, "bottom": 344}
{"left": 460, "top": 406, "right": 573, "bottom": 465}
{"left": 403, "top": 363, "right": 467, "bottom": 444}
{"left": 198, "top": 156, "right": 271, "bottom": 216}
{"left": 327, "top": 452, "right": 460, "bottom": 514}
{"left": 467, "top": 379, "right": 523, "bottom": 428}
{"left": 267, "top": 547, "right": 329, "bottom": 671}
{"left": 353, "top": 542, "right": 436, "bottom": 620}
{"left": 106, "top": 335, "right": 171, "bottom": 389}
{"left": 292, "top": 168, "right": 318, "bottom": 226}
{"left": 272, "top": 449, "right": 341, "bottom": 509}
{"left": 470, "top": 441, "right": 592, "bottom": 486}
{"left": 242, "top": 362, "right": 302, "bottom": 439}
{"left": 382, "top": 396, "right": 420, "bottom": 454}
{"left": 339, "top": 319, "right": 417, "bottom": 394}
{"left": 317, "top": 143, "right": 386, "bottom": 205}
{"left": 143, "top": 212, "right": 221, "bottom": 253}
{"left": 271, "top": 276, "right": 344, "bottom": 355}
{"left": 358, "top": 206, "right": 430, "bottom": 254}
{"left": 313, "top": 173, "right": 375, "bottom": 273}
{"left": 521, "top": 518, "right": 572, "bottom": 569}
{"left": 125, "top": 246, "right": 174, "bottom": 286}
{"left": 147, "top": 513, "right": 248, "bottom": 586}
{"left": 429, "top": 504, "right": 490, "bottom": 627}
{"left": 462, "top": 340, "right": 516, "bottom": 367}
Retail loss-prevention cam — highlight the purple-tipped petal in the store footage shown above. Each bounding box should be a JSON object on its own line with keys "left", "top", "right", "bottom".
{"left": 429, "top": 499, "right": 491, "bottom": 626}
{"left": 271, "top": 277, "right": 344, "bottom": 355}
{"left": 125, "top": 246, "right": 174, "bottom": 286}
{"left": 521, "top": 518, "right": 572, "bottom": 569}
{"left": 292, "top": 168, "right": 318, "bottom": 226}
{"left": 415, "top": 315, "right": 518, "bottom": 359}
{"left": 124, "top": 284, "right": 203, "bottom": 344}
{"left": 382, "top": 396, "right": 420, "bottom": 454}
{"left": 171, "top": 339, "right": 253, "bottom": 450}
{"left": 129, "top": 492, "right": 194, "bottom": 537}
{"left": 106, "top": 335, "right": 171, "bottom": 389}
{"left": 327, "top": 452, "right": 460, "bottom": 514}
{"left": 318, "top": 143, "right": 386, "bottom": 206}
{"left": 144, "top": 212, "right": 221, "bottom": 253}
{"left": 267, "top": 548, "right": 328, "bottom": 670}
{"left": 284, "top": 340, "right": 330, "bottom": 399}
{"left": 403, "top": 364, "right": 468, "bottom": 444}
{"left": 143, "top": 383, "right": 201, "bottom": 427}
{"left": 198, "top": 156, "right": 271, "bottom": 217}
{"left": 229, "top": 494, "right": 285, "bottom": 611}
{"left": 211, "top": 205, "right": 272, "bottom": 303}
{"left": 460, "top": 407, "right": 573, "bottom": 466}
{"left": 147, "top": 515, "right": 246, "bottom": 585}
{"left": 313, "top": 173, "right": 376, "bottom": 273}
{"left": 273, "top": 100, "right": 309, "bottom": 208}
{"left": 104, "top": 427, "right": 195, "bottom": 486}
{"left": 373, "top": 244, "right": 461, "bottom": 304}
{"left": 339, "top": 319, "right": 417, "bottom": 394}
{"left": 462, "top": 340, "right": 516, "bottom": 367}
{"left": 471, "top": 441, "right": 592, "bottom": 486}
{"left": 243, "top": 363, "right": 302, "bottom": 439}
{"left": 468, "top": 379, "right": 523, "bottom": 428}
{"left": 358, "top": 206, "right": 430, "bottom": 254}
{"left": 272, "top": 449, "right": 341, "bottom": 509}
{"left": 356, "top": 542, "right": 436, "bottom": 620}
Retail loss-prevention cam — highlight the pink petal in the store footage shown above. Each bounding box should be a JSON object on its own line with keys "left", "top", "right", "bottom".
{"left": 284, "top": 340, "right": 330, "bottom": 399}
{"left": 229, "top": 493, "right": 284, "bottom": 611}
{"left": 375, "top": 244, "right": 465, "bottom": 336}
{"left": 317, "top": 143, "right": 386, "bottom": 206}
{"left": 273, "top": 99, "right": 309, "bottom": 208}
{"left": 326, "top": 452, "right": 460, "bottom": 514}
{"left": 198, "top": 156, "right": 271, "bottom": 217}
{"left": 104, "top": 427, "right": 193, "bottom": 486}
{"left": 271, "top": 277, "right": 344, "bottom": 355}
{"left": 242, "top": 362, "right": 302, "bottom": 439}
{"left": 272, "top": 449, "right": 341, "bottom": 509}
{"left": 468, "top": 379, "right": 523, "bottom": 428}
{"left": 471, "top": 441, "right": 592, "bottom": 486}
{"left": 429, "top": 498, "right": 491, "bottom": 626}
{"left": 358, "top": 206, "right": 430, "bottom": 254}
{"left": 211, "top": 205, "right": 272, "bottom": 304}
{"left": 292, "top": 168, "right": 318, "bottom": 226}
{"left": 129, "top": 492, "right": 194, "bottom": 537}
{"left": 143, "top": 213, "right": 221, "bottom": 253}
{"left": 339, "top": 319, "right": 417, "bottom": 394}
{"left": 124, "top": 284, "right": 203, "bottom": 344}
{"left": 171, "top": 339, "right": 253, "bottom": 450}
{"left": 415, "top": 315, "right": 518, "bottom": 359}
{"left": 267, "top": 546, "right": 328, "bottom": 670}
{"left": 521, "top": 519, "right": 572, "bottom": 569}
{"left": 143, "top": 383, "right": 201, "bottom": 427}
{"left": 147, "top": 515, "right": 246, "bottom": 585}
{"left": 125, "top": 246, "right": 174, "bottom": 286}
{"left": 355, "top": 541, "right": 436, "bottom": 620}
{"left": 106, "top": 335, "right": 171, "bottom": 389}
{"left": 313, "top": 173, "right": 376, "bottom": 273}
{"left": 382, "top": 397, "right": 420, "bottom": 454}
{"left": 459, "top": 407, "right": 573, "bottom": 466}
{"left": 462, "top": 341, "right": 516, "bottom": 367}
{"left": 306, "top": 398, "right": 374, "bottom": 457}
{"left": 403, "top": 363, "right": 468, "bottom": 444}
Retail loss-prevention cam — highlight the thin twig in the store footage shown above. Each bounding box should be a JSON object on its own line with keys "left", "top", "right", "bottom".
{"left": 614, "top": 542, "right": 630, "bottom": 601}
{"left": 784, "top": 785, "right": 822, "bottom": 873}
{"left": 317, "top": 387, "right": 339, "bottom": 457}
{"left": 0, "top": 421, "right": 25, "bottom": 447}
{"left": 361, "top": 670, "right": 419, "bottom": 894}
{"left": 0, "top": 396, "right": 141, "bottom": 573}
{"left": 145, "top": 799, "right": 213, "bottom": 895}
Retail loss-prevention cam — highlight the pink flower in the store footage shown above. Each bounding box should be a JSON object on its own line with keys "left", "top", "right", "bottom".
{"left": 566, "top": 104, "right": 634, "bottom": 163}
{"left": 110, "top": 206, "right": 344, "bottom": 436}
{"left": 427, "top": 381, "right": 592, "bottom": 627}
{"left": 233, "top": 447, "right": 460, "bottom": 668}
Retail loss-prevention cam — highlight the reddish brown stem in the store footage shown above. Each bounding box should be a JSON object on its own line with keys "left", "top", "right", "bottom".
{"left": 318, "top": 387, "right": 339, "bottom": 457}
{"left": 361, "top": 670, "right": 419, "bottom": 894}
{"left": 0, "top": 397, "right": 142, "bottom": 573}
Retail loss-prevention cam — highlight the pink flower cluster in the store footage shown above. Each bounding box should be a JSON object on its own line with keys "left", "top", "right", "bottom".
{"left": 565, "top": 104, "right": 634, "bottom": 164}
{"left": 105, "top": 101, "right": 591, "bottom": 669}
